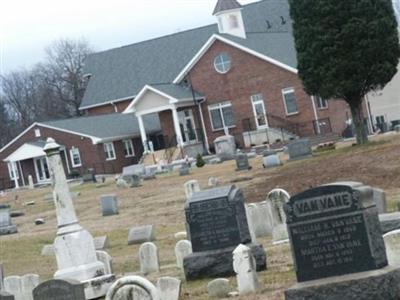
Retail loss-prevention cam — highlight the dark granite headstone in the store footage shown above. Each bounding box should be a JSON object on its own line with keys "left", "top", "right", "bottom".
{"left": 287, "top": 138, "right": 312, "bottom": 160}
{"left": 184, "top": 185, "right": 266, "bottom": 280}
{"left": 235, "top": 153, "right": 251, "bottom": 171}
{"left": 285, "top": 182, "right": 387, "bottom": 283}
{"left": 82, "top": 168, "right": 96, "bottom": 183}
{"left": 0, "top": 291, "right": 14, "bottom": 300}
{"left": 100, "top": 194, "right": 118, "bottom": 216}
{"left": 33, "top": 279, "right": 85, "bottom": 300}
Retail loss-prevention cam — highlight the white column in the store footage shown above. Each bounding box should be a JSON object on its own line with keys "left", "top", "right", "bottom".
{"left": 11, "top": 161, "right": 19, "bottom": 189}
{"left": 198, "top": 103, "right": 210, "bottom": 153}
{"left": 172, "top": 107, "right": 184, "bottom": 147}
{"left": 311, "top": 96, "right": 321, "bottom": 135}
{"left": 137, "top": 114, "right": 149, "bottom": 152}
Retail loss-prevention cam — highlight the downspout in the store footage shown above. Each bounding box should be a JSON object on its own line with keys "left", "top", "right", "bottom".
{"left": 311, "top": 96, "right": 321, "bottom": 135}
{"left": 364, "top": 95, "right": 374, "bottom": 134}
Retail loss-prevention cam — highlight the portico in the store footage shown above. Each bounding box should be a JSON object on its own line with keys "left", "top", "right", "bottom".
{"left": 124, "top": 84, "right": 208, "bottom": 154}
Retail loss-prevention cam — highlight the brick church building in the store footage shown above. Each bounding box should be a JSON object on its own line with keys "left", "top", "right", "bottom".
{"left": 0, "top": 0, "right": 354, "bottom": 189}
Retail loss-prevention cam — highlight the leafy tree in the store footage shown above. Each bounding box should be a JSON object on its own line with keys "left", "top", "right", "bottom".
{"left": 289, "top": 0, "right": 400, "bottom": 144}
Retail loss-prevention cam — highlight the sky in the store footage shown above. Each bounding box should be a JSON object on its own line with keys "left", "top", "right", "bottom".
{"left": 0, "top": 0, "right": 257, "bottom": 74}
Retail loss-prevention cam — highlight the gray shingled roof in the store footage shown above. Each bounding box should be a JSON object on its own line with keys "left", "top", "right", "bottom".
{"left": 81, "top": 0, "right": 295, "bottom": 109}
{"left": 149, "top": 83, "right": 203, "bottom": 101}
{"left": 213, "top": 0, "right": 242, "bottom": 15}
{"left": 41, "top": 113, "right": 161, "bottom": 142}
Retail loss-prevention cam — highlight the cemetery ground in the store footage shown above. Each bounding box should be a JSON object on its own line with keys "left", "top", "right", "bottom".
{"left": 1, "top": 133, "right": 400, "bottom": 300}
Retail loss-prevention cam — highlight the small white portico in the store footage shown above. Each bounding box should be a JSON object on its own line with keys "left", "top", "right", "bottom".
{"left": 124, "top": 84, "right": 206, "bottom": 153}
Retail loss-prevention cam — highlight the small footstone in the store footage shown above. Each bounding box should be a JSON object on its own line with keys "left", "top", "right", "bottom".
{"left": 207, "top": 278, "right": 230, "bottom": 298}
{"left": 25, "top": 201, "right": 35, "bottom": 206}
{"left": 174, "top": 231, "right": 187, "bottom": 240}
{"left": 34, "top": 218, "right": 45, "bottom": 225}
{"left": 128, "top": 225, "right": 155, "bottom": 245}
{"left": 157, "top": 277, "right": 181, "bottom": 300}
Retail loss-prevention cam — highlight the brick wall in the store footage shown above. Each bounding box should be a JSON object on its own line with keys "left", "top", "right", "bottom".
{"left": 86, "top": 100, "right": 131, "bottom": 116}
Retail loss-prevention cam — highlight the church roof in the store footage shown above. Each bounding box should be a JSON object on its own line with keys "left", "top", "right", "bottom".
{"left": 213, "top": 0, "right": 242, "bottom": 15}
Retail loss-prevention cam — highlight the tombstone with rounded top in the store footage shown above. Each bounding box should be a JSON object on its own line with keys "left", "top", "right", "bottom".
{"left": 105, "top": 276, "right": 159, "bottom": 300}
{"left": 207, "top": 278, "right": 230, "bottom": 298}
{"left": 208, "top": 177, "right": 219, "bottom": 188}
{"left": 0, "top": 205, "right": 17, "bottom": 235}
{"left": 33, "top": 279, "right": 85, "bottom": 300}
{"left": 175, "top": 240, "right": 192, "bottom": 269}
{"left": 139, "top": 242, "right": 160, "bottom": 274}
{"left": 184, "top": 180, "right": 200, "bottom": 200}
{"left": 156, "top": 277, "right": 181, "bottom": 300}
{"left": 267, "top": 188, "right": 290, "bottom": 244}
{"left": 28, "top": 175, "right": 34, "bottom": 190}
{"left": 4, "top": 274, "right": 40, "bottom": 300}
{"left": 233, "top": 244, "right": 259, "bottom": 295}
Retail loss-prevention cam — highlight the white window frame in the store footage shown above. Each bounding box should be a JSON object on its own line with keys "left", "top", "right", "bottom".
{"left": 69, "top": 147, "right": 82, "bottom": 167}
{"left": 34, "top": 128, "right": 41, "bottom": 137}
{"left": 282, "top": 87, "right": 299, "bottom": 116}
{"left": 214, "top": 53, "right": 231, "bottom": 74}
{"left": 315, "top": 96, "right": 328, "bottom": 110}
{"left": 104, "top": 142, "right": 116, "bottom": 161}
{"left": 123, "top": 139, "right": 135, "bottom": 157}
{"left": 7, "top": 162, "right": 19, "bottom": 180}
{"left": 251, "top": 94, "right": 269, "bottom": 129}
{"left": 208, "top": 101, "right": 236, "bottom": 131}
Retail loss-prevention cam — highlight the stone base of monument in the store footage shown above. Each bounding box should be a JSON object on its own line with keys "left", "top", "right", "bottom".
{"left": 285, "top": 265, "right": 400, "bottom": 300}
{"left": 82, "top": 273, "right": 116, "bottom": 299}
{"left": 379, "top": 212, "right": 400, "bottom": 234}
{"left": 184, "top": 244, "right": 266, "bottom": 280}
{"left": 0, "top": 224, "right": 17, "bottom": 235}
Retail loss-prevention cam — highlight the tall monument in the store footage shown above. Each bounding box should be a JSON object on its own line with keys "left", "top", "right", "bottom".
{"left": 44, "top": 138, "right": 114, "bottom": 299}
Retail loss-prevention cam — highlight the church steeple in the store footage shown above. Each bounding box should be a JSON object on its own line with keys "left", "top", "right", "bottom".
{"left": 213, "top": 0, "right": 246, "bottom": 39}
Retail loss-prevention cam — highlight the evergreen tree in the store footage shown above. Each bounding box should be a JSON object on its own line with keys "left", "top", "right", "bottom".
{"left": 289, "top": 0, "right": 400, "bottom": 144}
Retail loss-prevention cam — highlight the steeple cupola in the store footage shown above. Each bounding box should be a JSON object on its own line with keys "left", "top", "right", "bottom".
{"left": 213, "top": 0, "right": 246, "bottom": 39}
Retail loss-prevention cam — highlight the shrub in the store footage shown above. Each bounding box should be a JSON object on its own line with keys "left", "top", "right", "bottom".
{"left": 196, "top": 154, "right": 206, "bottom": 168}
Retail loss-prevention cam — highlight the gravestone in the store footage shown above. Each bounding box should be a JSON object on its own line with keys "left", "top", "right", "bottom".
{"left": 262, "top": 151, "right": 281, "bottom": 168}
{"left": 184, "top": 180, "right": 200, "bottom": 200}
{"left": 287, "top": 138, "right": 312, "bottom": 160}
{"left": 179, "top": 164, "right": 190, "bottom": 176}
{"left": 142, "top": 168, "right": 156, "bottom": 180}
{"left": 245, "top": 202, "right": 272, "bottom": 238}
{"left": 156, "top": 277, "right": 181, "bottom": 300}
{"left": 244, "top": 204, "right": 257, "bottom": 243}
{"left": 183, "top": 185, "right": 266, "bottom": 280}
{"left": 235, "top": 153, "right": 251, "bottom": 171}
{"left": 284, "top": 182, "right": 400, "bottom": 300}
{"left": 123, "top": 164, "right": 145, "bottom": 176}
{"left": 105, "top": 276, "right": 159, "bottom": 300}
{"left": 100, "top": 194, "right": 118, "bottom": 216}
{"left": 174, "top": 231, "right": 187, "bottom": 240}
{"left": 233, "top": 244, "right": 259, "bottom": 295}
{"left": 96, "top": 251, "right": 113, "bottom": 275}
{"left": 28, "top": 175, "right": 34, "bottom": 190}
{"left": 175, "top": 240, "right": 192, "bottom": 269}
{"left": 267, "top": 189, "right": 290, "bottom": 244}
{"left": 94, "top": 236, "right": 108, "bottom": 250}
{"left": 214, "top": 135, "right": 236, "bottom": 161}
{"left": 139, "top": 242, "right": 159, "bottom": 274}
{"left": 207, "top": 278, "right": 230, "bottom": 298}
{"left": 383, "top": 230, "right": 400, "bottom": 266}
{"left": 208, "top": 177, "right": 219, "bottom": 188}
{"left": 4, "top": 274, "right": 39, "bottom": 300}
{"left": 33, "top": 279, "right": 85, "bottom": 300}
{"left": 0, "top": 291, "right": 14, "bottom": 300}
{"left": 128, "top": 225, "right": 155, "bottom": 245}
{"left": 0, "top": 205, "right": 17, "bottom": 235}
{"left": 123, "top": 174, "right": 142, "bottom": 188}
{"left": 373, "top": 188, "right": 387, "bottom": 214}
{"left": 82, "top": 169, "right": 96, "bottom": 183}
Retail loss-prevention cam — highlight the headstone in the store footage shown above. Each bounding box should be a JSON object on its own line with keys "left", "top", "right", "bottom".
{"left": 383, "top": 230, "right": 400, "bottom": 266}
{"left": 94, "top": 236, "right": 108, "bottom": 250}
{"left": 139, "top": 242, "right": 160, "bottom": 274}
{"left": 175, "top": 240, "right": 192, "bottom": 269}
{"left": 124, "top": 174, "right": 142, "bottom": 188}
{"left": 142, "top": 168, "right": 156, "bottom": 180}
{"left": 179, "top": 164, "right": 190, "bottom": 176}
{"left": 209, "top": 158, "right": 222, "bottom": 165}
{"left": 96, "top": 251, "right": 113, "bottom": 275}
{"left": 28, "top": 175, "right": 34, "bottom": 190}
{"left": 214, "top": 135, "right": 236, "bottom": 161}
{"left": 244, "top": 204, "right": 256, "bottom": 243}
{"left": 245, "top": 203, "right": 272, "bottom": 238}
{"left": 183, "top": 185, "right": 266, "bottom": 280}
{"left": 233, "top": 244, "right": 259, "bottom": 295}
{"left": 267, "top": 189, "right": 290, "bottom": 244}
{"left": 262, "top": 153, "right": 281, "bottom": 168}
{"left": 4, "top": 274, "right": 39, "bottom": 300}
{"left": 82, "top": 168, "right": 96, "bottom": 183}
{"left": 128, "top": 225, "right": 155, "bottom": 245}
{"left": 184, "top": 180, "right": 200, "bottom": 200}
{"left": 100, "top": 194, "right": 118, "bottom": 216}
{"left": 33, "top": 279, "right": 85, "bottom": 300}
{"left": 287, "top": 138, "right": 312, "bottom": 160}
{"left": 41, "top": 244, "right": 55, "bottom": 256}
{"left": 156, "top": 277, "right": 181, "bottom": 300}
{"left": 173, "top": 231, "right": 187, "bottom": 240}
{"left": 0, "top": 291, "right": 14, "bottom": 300}
{"left": 0, "top": 264, "right": 4, "bottom": 290}
{"left": 122, "top": 164, "right": 146, "bottom": 176}
{"left": 380, "top": 212, "right": 400, "bottom": 234}
{"left": 235, "top": 153, "right": 251, "bottom": 171}
{"left": 43, "top": 138, "right": 115, "bottom": 300}
{"left": 207, "top": 278, "right": 230, "bottom": 298}
{"left": 105, "top": 276, "right": 159, "bottom": 300}
{"left": 284, "top": 182, "right": 400, "bottom": 300}
{"left": 208, "top": 177, "right": 219, "bottom": 188}
{"left": 373, "top": 188, "right": 387, "bottom": 214}
{"left": 0, "top": 205, "right": 17, "bottom": 235}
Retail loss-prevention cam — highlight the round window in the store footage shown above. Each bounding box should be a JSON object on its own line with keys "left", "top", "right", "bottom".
{"left": 214, "top": 53, "right": 231, "bottom": 74}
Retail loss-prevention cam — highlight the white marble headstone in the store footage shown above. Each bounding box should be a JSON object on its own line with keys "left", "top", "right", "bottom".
{"left": 157, "top": 277, "right": 181, "bottom": 300}
{"left": 184, "top": 180, "right": 200, "bottom": 199}
{"left": 139, "top": 242, "right": 160, "bottom": 274}
{"left": 174, "top": 240, "right": 192, "bottom": 269}
{"left": 267, "top": 188, "right": 290, "bottom": 244}
{"left": 4, "top": 274, "right": 40, "bottom": 300}
{"left": 232, "top": 244, "right": 258, "bottom": 295}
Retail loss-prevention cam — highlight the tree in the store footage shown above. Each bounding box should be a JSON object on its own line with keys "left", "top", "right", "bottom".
{"left": 289, "top": 0, "right": 400, "bottom": 144}
{"left": 41, "top": 38, "right": 93, "bottom": 116}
